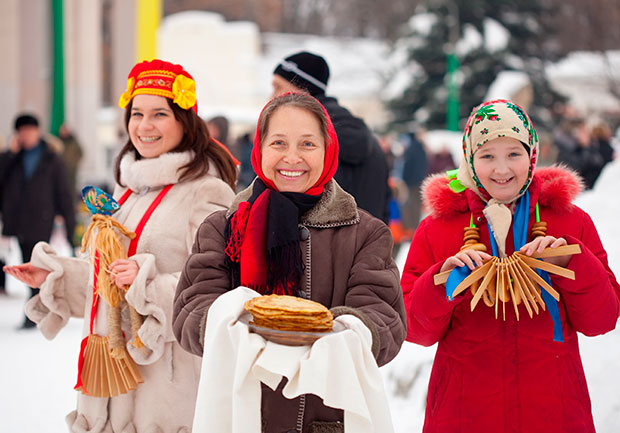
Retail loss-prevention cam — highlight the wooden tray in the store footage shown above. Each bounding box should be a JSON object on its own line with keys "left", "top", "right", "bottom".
{"left": 238, "top": 316, "right": 333, "bottom": 346}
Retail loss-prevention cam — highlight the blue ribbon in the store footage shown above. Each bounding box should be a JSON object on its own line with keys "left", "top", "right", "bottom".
{"left": 445, "top": 190, "right": 564, "bottom": 342}
{"left": 446, "top": 266, "right": 471, "bottom": 301}
{"left": 538, "top": 270, "right": 563, "bottom": 342}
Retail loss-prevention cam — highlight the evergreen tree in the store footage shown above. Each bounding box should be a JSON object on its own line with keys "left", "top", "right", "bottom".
{"left": 387, "top": 0, "right": 565, "bottom": 131}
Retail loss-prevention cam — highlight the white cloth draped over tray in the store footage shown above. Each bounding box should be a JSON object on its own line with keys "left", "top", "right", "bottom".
{"left": 192, "top": 286, "right": 394, "bottom": 433}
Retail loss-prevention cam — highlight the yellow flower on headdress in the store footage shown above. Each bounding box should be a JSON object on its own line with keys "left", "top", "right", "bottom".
{"left": 118, "top": 77, "right": 136, "bottom": 108}
{"left": 172, "top": 74, "right": 197, "bottom": 110}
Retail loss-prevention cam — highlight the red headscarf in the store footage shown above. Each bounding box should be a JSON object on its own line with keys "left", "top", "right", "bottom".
{"left": 226, "top": 93, "right": 339, "bottom": 295}
{"left": 250, "top": 92, "right": 339, "bottom": 196}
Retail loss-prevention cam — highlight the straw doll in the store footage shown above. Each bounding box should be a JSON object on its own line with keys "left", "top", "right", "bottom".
{"left": 401, "top": 99, "right": 620, "bottom": 433}
{"left": 75, "top": 185, "right": 144, "bottom": 397}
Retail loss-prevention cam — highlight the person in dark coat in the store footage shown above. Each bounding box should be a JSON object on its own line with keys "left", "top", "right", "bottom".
{"left": 0, "top": 113, "right": 75, "bottom": 328}
{"left": 0, "top": 240, "right": 6, "bottom": 295}
{"left": 234, "top": 131, "right": 256, "bottom": 191}
{"left": 555, "top": 120, "right": 605, "bottom": 190}
{"left": 271, "top": 51, "right": 391, "bottom": 224}
{"left": 401, "top": 132, "right": 428, "bottom": 232}
{"left": 591, "top": 121, "right": 615, "bottom": 167}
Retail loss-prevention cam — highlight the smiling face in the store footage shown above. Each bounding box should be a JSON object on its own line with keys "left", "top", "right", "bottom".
{"left": 473, "top": 137, "right": 531, "bottom": 202}
{"left": 260, "top": 105, "right": 325, "bottom": 193}
{"left": 128, "top": 94, "right": 184, "bottom": 158}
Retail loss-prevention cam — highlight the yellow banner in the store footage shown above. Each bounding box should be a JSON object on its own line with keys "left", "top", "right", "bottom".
{"left": 135, "top": 0, "right": 162, "bottom": 62}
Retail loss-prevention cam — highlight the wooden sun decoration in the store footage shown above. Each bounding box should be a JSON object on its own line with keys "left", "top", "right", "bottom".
{"left": 434, "top": 222, "right": 581, "bottom": 320}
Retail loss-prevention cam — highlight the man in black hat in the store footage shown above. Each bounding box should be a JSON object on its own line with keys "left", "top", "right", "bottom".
{"left": 272, "top": 51, "right": 391, "bottom": 224}
{"left": 0, "top": 113, "right": 75, "bottom": 328}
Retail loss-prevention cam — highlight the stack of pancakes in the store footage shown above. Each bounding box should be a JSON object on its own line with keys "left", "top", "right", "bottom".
{"left": 244, "top": 295, "right": 333, "bottom": 333}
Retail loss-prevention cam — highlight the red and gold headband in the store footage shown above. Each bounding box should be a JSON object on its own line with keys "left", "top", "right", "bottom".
{"left": 118, "top": 59, "right": 198, "bottom": 113}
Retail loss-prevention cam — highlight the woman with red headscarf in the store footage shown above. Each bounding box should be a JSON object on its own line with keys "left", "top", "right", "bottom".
{"left": 173, "top": 93, "right": 406, "bottom": 433}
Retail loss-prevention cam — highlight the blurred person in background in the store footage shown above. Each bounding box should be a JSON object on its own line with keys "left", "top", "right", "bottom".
{"left": 427, "top": 144, "right": 456, "bottom": 176}
{"left": 556, "top": 119, "right": 604, "bottom": 189}
{"left": 58, "top": 123, "right": 83, "bottom": 201}
{"left": 591, "top": 120, "right": 615, "bottom": 167}
{"left": 271, "top": 51, "right": 391, "bottom": 224}
{"left": 379, "top": 134, "right": 410, "bottom": 256}
{"left": 234, "top": 130, "right": 256, "bottom": 191}
{"left": 535, "top": 131, "right": 558, "bottom": 167}
{"left": 553, "top": 118, "right": 578, "bottom": 158}
{"left": 0, "top": 113, "right": 75, "bottom": 328}
{"left": 0, "top": 135, "right": 5, "bottom": 295}
{"left": 401, "top": 131, "right": 428, "bottom": 233}
{"left": 379, "top": 134, "right": 396, "bottom": 173}
{"left": 206, "top": 114, "right": 231, "bottom": 149}
{"left": 0, "top": 224, "right": 6, "bottom": 296}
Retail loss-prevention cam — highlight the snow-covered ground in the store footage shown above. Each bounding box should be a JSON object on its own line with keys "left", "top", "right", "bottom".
{"left": 2, "top": 160, "right": 620, "bottom": 433}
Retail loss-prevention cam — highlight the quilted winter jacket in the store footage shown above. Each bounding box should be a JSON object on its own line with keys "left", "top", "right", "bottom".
{"left": 25, "top": 151, "right": 235, "bottom": 433}
{"left": 173, "top": 179, "right": 406, "bottom": 433}
{"left": 401, "top": 166, "right": 620, "bottom": 433}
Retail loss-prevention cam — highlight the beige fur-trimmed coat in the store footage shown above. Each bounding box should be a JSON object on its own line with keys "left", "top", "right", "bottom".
{"left": 26, "top": 151, "right": 235, "bottom": 433}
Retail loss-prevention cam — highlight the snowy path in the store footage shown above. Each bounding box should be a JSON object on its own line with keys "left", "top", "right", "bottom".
{"left": 1, "top": 290, "right": 82, "bottom": 433}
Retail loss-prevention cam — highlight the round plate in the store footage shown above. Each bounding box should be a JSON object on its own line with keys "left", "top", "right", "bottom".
{"left": 238, "top": 315, "right": 333, "bottom": 346}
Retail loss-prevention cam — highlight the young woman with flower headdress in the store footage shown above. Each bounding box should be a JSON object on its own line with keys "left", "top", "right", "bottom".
{"left": 4, "top": 59, "right": 237, "bottom": 432}
{"left": 173, "top": 92, "right": 406, "bottom": 433}
{"left": 401, "top": 99, "right": 620, "bottom": 432}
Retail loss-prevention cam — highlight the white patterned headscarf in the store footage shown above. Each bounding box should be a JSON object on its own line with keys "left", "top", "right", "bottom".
{"left": 456, "top": 99, "right": 539, "bottom": 256}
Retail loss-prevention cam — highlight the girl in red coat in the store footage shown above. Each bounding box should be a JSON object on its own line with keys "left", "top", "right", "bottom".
{"left": 401, "top": 99, "right": 620, "bottom": 433}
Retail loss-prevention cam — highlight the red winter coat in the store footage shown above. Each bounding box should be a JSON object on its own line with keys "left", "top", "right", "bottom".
{"left": 401, "top": 166, "right": 620, "bottom": 433}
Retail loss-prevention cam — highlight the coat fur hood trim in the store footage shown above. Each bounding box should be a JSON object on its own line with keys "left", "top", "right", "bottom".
{"left": 120, "top": 151, "right": 204, "bottom": 192}
{"left": 423, "top": 165, "right": 584, "bottom": 219}
{"left": 227, "top": 179, "right": 360, "bottom": 227}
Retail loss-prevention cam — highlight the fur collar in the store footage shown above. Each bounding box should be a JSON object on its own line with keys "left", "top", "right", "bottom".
{"left": 423, "top": 165, "right": 584, "bottom": 219}
{"left": 120, "top": 151, "right": 194, "bottom": 192}
{"left": 227, "top": 179, "right": 359, "bottom": 227}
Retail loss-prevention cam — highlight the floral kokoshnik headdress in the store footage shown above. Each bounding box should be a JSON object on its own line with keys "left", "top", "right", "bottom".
{"left": 118, "top": 59, "right": 198, "bottom": 112}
